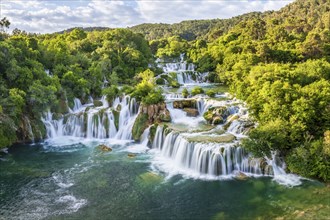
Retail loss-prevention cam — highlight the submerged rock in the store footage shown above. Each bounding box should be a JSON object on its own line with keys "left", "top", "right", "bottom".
{"left": 97, "top": 144, "right": 112, "bottom": 152}
{"left": 128, "top": 153, "right": 136, "bottom": 158}
{"left": 235, "top": 172, "right": 249, "bottom": 180}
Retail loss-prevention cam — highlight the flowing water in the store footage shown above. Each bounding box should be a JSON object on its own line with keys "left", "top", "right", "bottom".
{"left": 0, "top": 59, "right": 329, "bottom": 220}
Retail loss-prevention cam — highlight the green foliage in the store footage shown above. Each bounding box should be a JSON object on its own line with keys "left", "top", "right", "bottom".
{"left": 130, "top": 69, "right": 164, "bottom": 105}
{"left": 206, "top": 89, "right": 216, "bottom": 98}
{"left": 132, "top": 113, "right": 149, "bottom": 141}
{"left": 287, "top": 138, "right": 330, "bottom": 181}
{"left": 155, "top": 78, "right": 165, "bottom": 85}
{"left": 102, "top": 85, "right": 119, "bottom": 103}
{"left": 0, "top": 114, "right": 16, "bottom": 149}
{"left": 191, "top": 86, "right": 204, "bottom": 96}
{"left": 142, "top": 88, "right": 164, "bottom": 105}
{"left": 182, "top": 88, "right": 189, "bottom": 98}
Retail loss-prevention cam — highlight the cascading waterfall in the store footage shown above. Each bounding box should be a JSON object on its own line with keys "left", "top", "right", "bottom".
{"left": 42, "top": 95, "right": 138, "bottom": 140}
{"left": 151, "top": 126, "right": 277, "bottom": 177}
{"left": 160, "top": 55, "right": 207, "bottom": 84}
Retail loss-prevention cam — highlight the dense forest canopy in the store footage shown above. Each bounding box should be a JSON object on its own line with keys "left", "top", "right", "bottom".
{"left": 0, "top": 0, "right": 329, "bottom": 181}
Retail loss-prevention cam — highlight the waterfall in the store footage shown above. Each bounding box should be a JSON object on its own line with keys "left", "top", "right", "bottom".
{"left": 152, "top": 126, "right": 267, "bottom": 176}
{"left": 42, "top": 95, "right": 138, "bottom": 140}
{"left": 151, "top": 126, "right": 274, "bottom": 177}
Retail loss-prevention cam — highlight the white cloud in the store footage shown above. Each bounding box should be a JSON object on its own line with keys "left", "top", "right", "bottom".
{"left": 1, "top": 0, "right": 294, "bottom": 33}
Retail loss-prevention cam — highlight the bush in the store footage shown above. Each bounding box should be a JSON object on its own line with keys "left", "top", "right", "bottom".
{"left": 102, "top": 85, "right": 119, "bottom": 103}
{"left": 156, "top": 78, "right": 165, "bottom": 85}
{"left": 206, "top": 89, "right": 216, "bottom": 97}
{"left": 191, "top": 86, "right": 204, "bottom": 96}
{"left": 182, "top": 88, "right": 189, "bottom": 98}
{"left": 142, "top": 88, "right": 164, "bottom": 105}
{"left": 286, "top": 139, "right": 330, "bottom": 181}
{"left": 170, "top": 80, "right": 180, "bottom": 88}
{"left": 120, "top": 85, "right": 134, "bottom": 95}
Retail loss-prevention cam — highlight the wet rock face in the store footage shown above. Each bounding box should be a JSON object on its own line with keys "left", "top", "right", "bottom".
{"left": 141, "top": 103, "right": 171, "bottom": 123}
{"left": 133, "top": 103, "right": 172, "bottom": 141}
{"left": 173, "top": 100, "right": 197, "bottom": 109}
{"left": 203, "top": 106, "right": 229, "bottom": 125}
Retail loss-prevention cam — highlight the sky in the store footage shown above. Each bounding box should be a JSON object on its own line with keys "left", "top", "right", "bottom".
{"left": 1, "top": 0, "right": 294, "bottom": 33}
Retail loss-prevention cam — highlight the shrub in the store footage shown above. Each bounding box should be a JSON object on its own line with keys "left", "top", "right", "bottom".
{"left": 102, "top": 85, "right": 119, "bottom": 103}
{"left": 206, "top": 89, "right": 216, "bottom": 97}
{"left": 191, "top": 86, "right": 204, "bottom": 96}
{"left": 182, "top": 88, "right": 189, "bottom": 98}
{"left": 142, "top": 88, "right": 164, "bottom": 105}
{"left": 170, "top": 80, "right": 180, "bottom": 88}
{"left": 156, "top": 78, "right": 165, "bottom": 85}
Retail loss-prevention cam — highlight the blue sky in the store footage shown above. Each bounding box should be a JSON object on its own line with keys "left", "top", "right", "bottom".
{"left": 1, "top": 0, "right": 294, "bottom": 33}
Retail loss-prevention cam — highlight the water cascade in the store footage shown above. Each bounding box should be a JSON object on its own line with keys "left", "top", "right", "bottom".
{"left": 42, "top": 96, "right": 138, "bottom": 140}
{"left": 151, "top": 126, "right": 272, "bottom": 177}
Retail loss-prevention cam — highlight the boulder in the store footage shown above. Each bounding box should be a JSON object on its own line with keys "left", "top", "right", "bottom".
{"left": 203, "top": 106, "right": 229, "bottom": 125}
{"left": 173, "top": 100, "right": 196, "bottom": 109}
{"left": 128, "top": 153, "right": 136, "bottom": 158}
{"left": 93, "top": 100, "right": 103, "bottom": 107}
{"left": 159, "top": 109, "right": 171, "bottom": 122}
{"left": 235, "top": 172, "right": 249, "bottom": 180}
{"left": 212, "top": 116, "right": 223, "bottom": 124}
{"left": 183, "top": 108, "right": 199, "bottom": 117}
{"left": 97, "top": 144, "right": 112, "bottom": 152}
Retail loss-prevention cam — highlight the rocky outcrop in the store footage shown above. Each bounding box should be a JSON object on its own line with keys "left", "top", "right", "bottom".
{"left": 141, "top": 103, "right": 171, "bottom": 123}
{"left": 203, "top": 106, "right": 229, "bottom": 125}
{"left": 132, "top": 103, "right": 171, "bottom": 141}
{"left": 173, "top": 100, "right": 196, "bottom": 109}
{"left": 183, "top": 108, "right": 199, "bottom": 117}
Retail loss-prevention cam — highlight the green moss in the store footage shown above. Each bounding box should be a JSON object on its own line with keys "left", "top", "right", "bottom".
{"left": 93, "top": 100, "right": 103, "bottom": 107}
{"left": 0, "top": 114, "right": 17, "bottom": 149}
{"left": 186, "top": 134, "right": 236, "bottom": 143}
{"left": 112, "top": 110, "right": 120, "bottom": 130}
{"left": 132, "top": 113, "right": 149, "bottom": 141}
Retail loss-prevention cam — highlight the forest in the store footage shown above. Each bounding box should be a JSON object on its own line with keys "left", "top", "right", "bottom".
{"left": 0, "top": 0, "right": 329, "bottom": 182}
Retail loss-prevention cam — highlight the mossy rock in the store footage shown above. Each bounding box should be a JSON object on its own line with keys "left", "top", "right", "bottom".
{"left": 186, "top": 134, "right": 236, "bottom": 143}
{"left": 173, "top": 100, "right": 196, "bottom": 109}
{"left": 112, "top": 110, "right": 120, "bottom": 130}
{"left": 97, "top": 144, "right": 112, "bottom": 152}
{"left": 136, "top": 172, "right": 163, "bottom": 187}
{"left": 93, "top": 100, "right": 103, "bottom": 107}
{"left": 132, "top": 113, "right": 149, "bottom": 141}
{"left": 212, "top": 116, "right": 223, "bottom": 124}
{"left": 159, "top": 110, "right": 171, "bottom": 122}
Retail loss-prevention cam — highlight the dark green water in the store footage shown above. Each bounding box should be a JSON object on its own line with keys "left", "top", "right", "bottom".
{"left": 0, "top": 142, "right": 329, "bottom": 220}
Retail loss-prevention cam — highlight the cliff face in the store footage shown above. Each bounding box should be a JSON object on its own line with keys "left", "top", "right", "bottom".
{"left": 132, "top": 103, "right": 171, "bottom": 141}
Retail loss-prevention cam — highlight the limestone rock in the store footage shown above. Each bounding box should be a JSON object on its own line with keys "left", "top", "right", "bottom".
{"left": 173, "top": 100, "right": 196, "bottom": 109}
{"left": 183, "top": 108, "right": 199, "bottom": 117}
{"left": 203, "top": 106, "right": 229, "bottom": 125}
{"left": 235, "top": 172, "right": 249, "bottom": 180}
{"left": 97, "top": 144, "right": 112, "bottom": 152}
